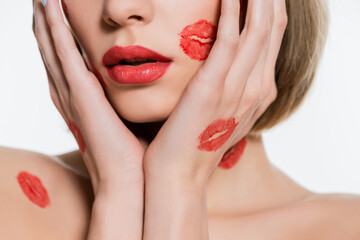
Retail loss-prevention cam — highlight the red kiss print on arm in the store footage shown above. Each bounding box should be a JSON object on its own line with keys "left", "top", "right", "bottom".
{"left": 17, "top": 171, "right": 50, "bottom": 208}
{"left": 197, "top": 117, "right": 238, "bottom": 152}
{"left": 66, "top": 120, "right": 86, "bottom": 154}
{"left": 218, "top": 138, "right": 247, "bottom": 169}
{"left": 178, "top": 19, "right": 217, "bottom": 61}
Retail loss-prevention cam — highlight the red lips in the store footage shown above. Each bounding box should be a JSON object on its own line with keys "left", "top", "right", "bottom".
{"left": 103, "top": 45, "right": 172, "bottom": 84}
{"left": 178, "top": 19, "right": 217, "bottom": 61}
{"left": 197, "top": 117, "right": 239, "bottom": 152}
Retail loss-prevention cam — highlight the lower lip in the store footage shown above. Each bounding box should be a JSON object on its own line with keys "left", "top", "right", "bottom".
{"left": 106, "top": 62, "right": 172, "bottom": 84}
{"left": 197, "top": 117, "right": 238, "bottom": 152}
{"left": 218, "top": 138, "right": 247, "bottom": 169}
{"left": 17, "top": 171, "right": 50, "bottom": 208}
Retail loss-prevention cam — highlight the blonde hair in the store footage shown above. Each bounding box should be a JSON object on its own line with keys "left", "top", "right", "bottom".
{"left": 249, "top": 0, "right": 330, "bottom": 134}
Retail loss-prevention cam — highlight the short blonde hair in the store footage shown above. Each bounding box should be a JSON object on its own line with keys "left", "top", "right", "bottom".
{"left": 249, "top": 0, "right": 329, "bottom": 134}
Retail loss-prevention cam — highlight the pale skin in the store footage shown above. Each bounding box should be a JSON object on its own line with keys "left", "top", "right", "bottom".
{"left": 1, "top": 0, "right": 360, "bottom": 239}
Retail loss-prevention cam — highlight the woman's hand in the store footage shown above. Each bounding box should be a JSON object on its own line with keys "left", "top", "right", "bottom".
{"left": 143, "top": 0, "right": 288, "bottom": 238}
{"left": 33, "top": 0, "right": 145, "bottom": 239}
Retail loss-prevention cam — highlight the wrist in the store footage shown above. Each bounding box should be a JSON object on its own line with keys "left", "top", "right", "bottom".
{"left": 143, "top": 169, "right": 208, "bottom": 240}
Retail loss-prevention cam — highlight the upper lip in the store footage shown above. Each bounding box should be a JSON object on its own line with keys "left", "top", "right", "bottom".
{"left": 103, "top": 45, "right": 172, "bottom": 67}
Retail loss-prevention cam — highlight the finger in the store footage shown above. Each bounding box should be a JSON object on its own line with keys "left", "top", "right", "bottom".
{"left": 34, "top": 1, "right": 70, "bottom": 107}
{"left": 253, "top": 0, "right": 287, "bottom": 108}
{"left": 266, "top": 0, "right": 288, "bottom": 74}
{"left": 44, "top": 0, "right": 93, "bottom": 91}
{"left": 234, "top": 0, "right": 274, "bottom": 111}
{"left": 37, "top": 45, "right": 70, "bottom": 123}
{"left": 44, "top": 63, "right": 70, "bottom": 123}
{"left": 189, "top": 0, "right": 240, "bottom": 93}
{"left": 223, "top": 0, "right": 272, "bottom": 100}
{"left": 239, "top": 0, "right": 287, "bottom": 113}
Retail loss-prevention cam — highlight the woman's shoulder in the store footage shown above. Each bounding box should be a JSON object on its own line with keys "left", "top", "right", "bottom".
{"left": 261, "top": 192, "right": 360, "bottom": 240}
{"left": 295, "top": 193, "right": 360, "bottom": 239}
{"left": 209, "top": 193, "right": 360, "bottom": 240}
{"left": 0, "top": 146, "right": 93, "bottom": 240}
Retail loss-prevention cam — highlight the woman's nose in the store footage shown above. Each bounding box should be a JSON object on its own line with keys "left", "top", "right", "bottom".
{"left": 102, "top": 0, "right": 154, "bottom": 27}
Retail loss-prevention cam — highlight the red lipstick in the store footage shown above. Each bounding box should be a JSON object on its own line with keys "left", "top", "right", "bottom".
{"left": 17, "top": 171, "right": 50, "bottom": 208}
{"left": 197, "top": 117, "right": 239, "bottom": 152}
{"left": 178, "top": 19, "right": 217, "bottom": 61}
{"left": 218, "top": 138, "right": 247, "bottom": 169}
{"left": 103, "top": 45, "right": 172, "bottom": 84}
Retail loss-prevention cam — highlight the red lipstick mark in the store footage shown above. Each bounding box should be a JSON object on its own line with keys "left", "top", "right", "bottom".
{"left": 178, "top": 19, "right": 217, "bottom": 61}
{"left": 197, "top": 117, "right": 239, "bottom": 152}
{"left": 89, "top": 61, "right": 107, "bottom": 89}
{"left": 66, "top": 120, "right": 86, "bottom": 153}
{"left": 17, "top": 171, "right": 50, "bottom": 208}
{"left": 218, "top": 138, "right": 247, "bottom": 169}
{"left": 60, "top": 0, "right": 70, "bottom": 20}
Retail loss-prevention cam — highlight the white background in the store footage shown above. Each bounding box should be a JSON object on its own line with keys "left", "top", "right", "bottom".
{"left": 0, "top": 1, "right": 359, "bottom": 194}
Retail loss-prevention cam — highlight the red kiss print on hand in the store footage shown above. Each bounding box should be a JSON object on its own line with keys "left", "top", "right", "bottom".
{"left": 197, "top": 117, "right": 239, "bottom": 152}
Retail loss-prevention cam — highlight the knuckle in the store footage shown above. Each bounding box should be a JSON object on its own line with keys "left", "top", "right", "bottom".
{"left": 269, "top": 84, "right": 278, "bottom": 103}
{"left": 275, "top": 14, "right": 288, "bottom": 31}
{"left": 218, "top": 34, "right": 239, "bottom": 50}
{"left": 243, "top": 87, "right": 262, "bottom": 107}
{"left": 49, "top": 91, "right": 59, "bottom": 107}
{"left": 249, "top": 19, "right": 271, "bottom": 42}
{"left": 187, "top": 76, "right": 222, "bottom": 107}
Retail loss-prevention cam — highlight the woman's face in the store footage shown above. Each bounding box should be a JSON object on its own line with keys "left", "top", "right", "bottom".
{"left": 62, "top": 0, "right": 223, "bottom": 123}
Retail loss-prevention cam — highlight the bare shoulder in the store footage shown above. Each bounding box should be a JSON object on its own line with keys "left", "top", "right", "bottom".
{"left": 0, "top": 146, "right": 93, "bottom": 240}
{"left": 289, "top": 193, "right": 360, "bottom": 239}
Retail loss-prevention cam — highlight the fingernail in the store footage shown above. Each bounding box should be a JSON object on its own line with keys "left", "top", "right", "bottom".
{"left": 41, "top": 0, "right": 47, "bottom": 7}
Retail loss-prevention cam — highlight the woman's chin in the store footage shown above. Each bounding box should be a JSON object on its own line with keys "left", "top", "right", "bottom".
{"left": 115, "top": 106, "right": 171, "bottom": 124}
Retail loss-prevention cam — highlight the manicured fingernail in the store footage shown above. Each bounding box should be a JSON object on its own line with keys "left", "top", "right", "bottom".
{"left": 41, "top": 0, "right": 47, "bottom": 7}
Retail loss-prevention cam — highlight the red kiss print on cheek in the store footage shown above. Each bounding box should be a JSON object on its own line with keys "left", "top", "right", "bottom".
{"left": 61, "top": 0, "right": 70, "bottom": 20}
{"left": 17, "top": 171, "right": 50, "bottom": 208}
{"left": 66, "top": 120, "right": 86, "bottom": 154}
{"left": 197, "top": 117, "right": 239, "bottom": 152}
{"left": 218, "top": 138, "right": 247, "bottom": 169}
{"left": 178, "top": 19, "right": 217, "bottom": 61}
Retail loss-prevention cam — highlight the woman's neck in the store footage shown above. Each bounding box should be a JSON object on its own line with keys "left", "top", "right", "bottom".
{"left": 206, "top": 134, "right": 314, "bottom": 217}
